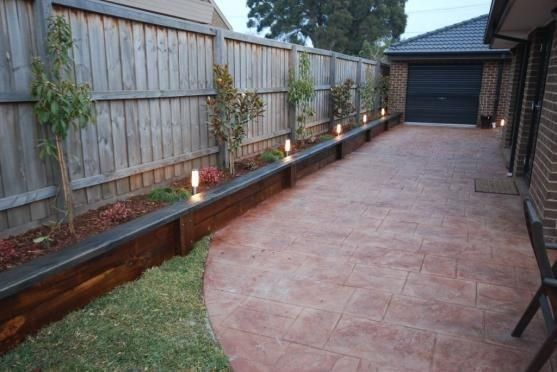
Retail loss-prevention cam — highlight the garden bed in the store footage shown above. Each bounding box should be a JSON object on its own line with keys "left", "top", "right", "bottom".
{"left": 0, "top": 113, "right": 401, "bottom": 354}
{"left": 0, "top": 117, "right": 364, "bottom": 273}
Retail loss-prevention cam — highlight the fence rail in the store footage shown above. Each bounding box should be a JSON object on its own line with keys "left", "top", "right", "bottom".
{"left": 0, "top": 0, "right": 384, "bottom": 235}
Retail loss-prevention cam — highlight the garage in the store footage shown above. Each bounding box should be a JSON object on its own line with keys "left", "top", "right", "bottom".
{"left": 385, "top": 15, "right": 511, "bottom": 127}
{"left": 406, "top": 64, "right": 482, "bottom": 125}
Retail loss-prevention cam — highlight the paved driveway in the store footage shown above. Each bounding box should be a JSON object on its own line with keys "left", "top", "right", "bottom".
{"left": 204, "top": 125, "right": 546, "bottom": 371}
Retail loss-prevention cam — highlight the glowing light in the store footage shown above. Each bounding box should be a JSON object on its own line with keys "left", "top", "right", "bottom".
{"left": 500, "top": 119, "right": 505, "bottom": 127}
{"left": 336, "top": 124, "right": 342, "bottom": 136}
{"left": 285, "top": 139, "right": 291, "bottom": 156}
{"left": 363, "top": 114, "right": 368, "bottom": 123}
{"left": 191, "top": 169, "right": 199, "bottom": 194}
{"left": 381, "top": 108, "right": 386, "bottom": 116}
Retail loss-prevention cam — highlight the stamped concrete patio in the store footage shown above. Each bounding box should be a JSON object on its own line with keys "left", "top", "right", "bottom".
{"left": 204, "top": 125, "right": 547, "bottom": 371}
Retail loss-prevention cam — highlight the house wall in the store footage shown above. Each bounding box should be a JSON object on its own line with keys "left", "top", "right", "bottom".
{"left": 478, "top": 61, "right": 512, "bottom": 126}
{"left": 104, "top": 0, "right": 231, "bottom": 29}
{"left": 529, "top": 25, "right": 557, "bottom": 240}
{"left": 388, "top": 62, "right": 408, "bottom": 121}
{"left": 501, "top": 45, "right": 525, "bottom": 152}
{"left": 388, "top": 60, "right": 511, "bottom": 126}
{"left": 512, "top": 29, "right": 545, "bottom": 177}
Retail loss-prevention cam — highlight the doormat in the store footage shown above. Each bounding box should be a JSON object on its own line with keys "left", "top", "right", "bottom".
{"left": 474, "top": 178, "right": 519, "bottom": 195}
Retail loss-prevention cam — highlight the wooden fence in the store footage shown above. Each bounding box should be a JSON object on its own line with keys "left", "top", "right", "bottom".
{"left": 0, "top": 0, "right": 383, "bottom": 235}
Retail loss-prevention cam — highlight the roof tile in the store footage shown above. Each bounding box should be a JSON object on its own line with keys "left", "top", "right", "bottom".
{"left": 386, "top": 15, "right": 508, "bottom": 55}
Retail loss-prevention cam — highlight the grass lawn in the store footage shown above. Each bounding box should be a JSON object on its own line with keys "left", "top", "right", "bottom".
{"left": 0, "top": 237, "right": 229, "bottom": 371}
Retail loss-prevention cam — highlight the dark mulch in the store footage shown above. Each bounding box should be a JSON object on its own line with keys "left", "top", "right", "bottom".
{"left": 0, "top": 196, "right": 166, "bottom": 272}
{"left": 0, "top": 125, "right": 352, "bottom": 273}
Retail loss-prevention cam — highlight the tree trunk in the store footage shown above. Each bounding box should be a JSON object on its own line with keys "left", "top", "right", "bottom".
{"left": 228, "top": 149, "right": 235, "bottom": 176}
{"left": 55, "top": 135, "right": 75, "bottom": 235}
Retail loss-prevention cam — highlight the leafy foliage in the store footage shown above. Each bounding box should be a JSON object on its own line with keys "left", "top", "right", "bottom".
{"left": 359, "top": 39, "right": 394, "bottom": 62}
{"left": 148, "top": 187, "right": 191, "bottom": 203}
{"left": 31, "top": 16, "right": 93, "bottom": 142}
{"left": 200, "top": 167, "right": 222, "bottom": 186}
{"left": 0, "top": 237, "right": 230, "bottom": 371}
{"left": 243, "top": 159, "right": 259, "bottom": 171}
{"left": 207, "top": 65, "right": 265, "bottom": 174}
{"left": 377, "top": 75, "right": 390, "bottom": 108}
{"left": 260, "top": 148, "right": 285, "bottom": 163}
{"left": 319, "top": 134, "right": 335, "bottom": 142}
{"left": 32, "top": 235, "right": 54, "bottom": 247}
{"left": 288, "top": 52, "right": 315, "bottom": 140}
{"left": 31, "top": 16, "right": 94, "bottom": 235}
{"left": 247, "top": 0, "right": 407, "bottom": 55}
{"left": 99, "top": 202, "right": 134, "bottom": 224}
{"left": 360, "top": 67, "right": 380, "bottom": 113}
{"left": 331, "top": 79, "right": 355, "bottom": 120}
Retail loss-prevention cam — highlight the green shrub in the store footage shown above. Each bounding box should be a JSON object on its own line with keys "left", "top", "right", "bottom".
{"left": 319, "top": 134, "right": 335, "bottom": 142}
{"left": 148, "top": 187, "right": 191, "bottom": 203}
{"left": 260, "top": 148, "right": 285, "bottom": 163}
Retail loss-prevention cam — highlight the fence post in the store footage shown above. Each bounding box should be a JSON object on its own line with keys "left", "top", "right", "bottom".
{"left": 355, "top": 58, "right": 363, "bottom": 125}
{"left": 288, "top": 45, "right": 299, "bottom": 142}
{"left": 34, "top": 0, "right": 52, "bottom": 63}
{"left": 213, "top": 29, "right": 228, "bottom": 170}
{"left": 329, "top": 52, "right": 337, "bottom": 131}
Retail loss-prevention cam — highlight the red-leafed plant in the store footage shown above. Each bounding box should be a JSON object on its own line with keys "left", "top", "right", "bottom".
{"left": 200, "top": 167, "right": 222, "bottom": 186}
{"left": 100, "top": 202, "right": 133, "bottom": 224}
{"left": 0, "top": 239, "right": 18, "bottom": 262}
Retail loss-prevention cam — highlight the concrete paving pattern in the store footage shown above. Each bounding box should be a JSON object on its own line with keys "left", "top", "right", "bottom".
{"left": 204, "top": 125, "right": 548, "bottom": 371}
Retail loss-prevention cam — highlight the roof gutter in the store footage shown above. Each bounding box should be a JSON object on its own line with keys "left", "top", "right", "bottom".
{"left": 385, "top": 51, "right": 511, "bottom": 61}
{"left": 493, "top": 33, "right": 528, "bottom": 43}
{"left": 484, "top": 0, "right": 510, "bottom": 44}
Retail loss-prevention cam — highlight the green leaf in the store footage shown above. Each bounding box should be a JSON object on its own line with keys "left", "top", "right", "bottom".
{"left": 33, "top": 236, "right": 52, "bottom": 244}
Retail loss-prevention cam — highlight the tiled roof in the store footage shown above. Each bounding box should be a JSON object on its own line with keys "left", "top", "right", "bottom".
{"left": 386, "top": 15, "right": 508, "bottom": 55}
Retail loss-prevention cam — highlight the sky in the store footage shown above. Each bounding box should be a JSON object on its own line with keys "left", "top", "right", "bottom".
{"left": 213, "top": 0, "right": 493, "bottom": 41}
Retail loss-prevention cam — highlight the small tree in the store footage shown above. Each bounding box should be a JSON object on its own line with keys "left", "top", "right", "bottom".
{"left": 377, "top": 75, "right": 390, "bottom": 108}
{"left": 288, "top": 52, "right": 315, "bottom": 141}
{"left": 31, "top": 16, "right": 93, "bottom": 235}
{"left": 360, "top": 69, "right": 377, "bottom": 114}
{"left": 331, "top": 79, "right": 355, "bottom": 121}
{"left": 207, "top": 65, "right": 265, "bottom": 175}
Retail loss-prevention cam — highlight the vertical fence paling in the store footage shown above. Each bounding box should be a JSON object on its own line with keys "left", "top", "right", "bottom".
{"left": 0, "top": 0, "right": 384, "bottom": 235}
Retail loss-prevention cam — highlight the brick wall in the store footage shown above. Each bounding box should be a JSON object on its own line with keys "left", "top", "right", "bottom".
{"left": 478, "top": 60, "right": 513, "bottom": 127}
{"left": 388, "top": 62, "right": 408, "bottom": 120}
{"left": 530, "top": 26, "right": 557, "bottom": 240}
{"left": 389, "top": 60, "right": 511, "bottom": 126}
{"left": 513, "top": 30, "right": 544, "bottom": 177}
{"left": 501, "top": 46, "right": 525, "bottom": 149}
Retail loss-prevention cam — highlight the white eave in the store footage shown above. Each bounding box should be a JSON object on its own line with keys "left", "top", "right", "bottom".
{"left": 490, "top": 0, "right": 556, "bottom": 48}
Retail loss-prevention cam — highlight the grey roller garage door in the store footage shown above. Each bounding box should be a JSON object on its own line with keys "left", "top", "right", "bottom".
{"left": 406, "top": 63, "right": 482, "bottom": 125}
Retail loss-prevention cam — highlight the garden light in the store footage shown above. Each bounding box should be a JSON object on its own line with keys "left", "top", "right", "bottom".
{"left": 363, "top": 114, "right": 367, "bottom": 124}
{"left": 191, "top": 169, "right": 199, "bottom": 195}
{"left": 501, "top": 119, "right": 505, "bottom": 127}
{"left": 381, "top": 108, "right": 386, "bottom": 116}
{"left": 336, "top": 124, "right": 342, "bottom": 136}
{"left": 285, "top": 139, "right": 291, "bottom": 156}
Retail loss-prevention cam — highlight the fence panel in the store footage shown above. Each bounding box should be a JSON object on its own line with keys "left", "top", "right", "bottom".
{"left": 0, "top": 0, "right": 382, "bottom": 235}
